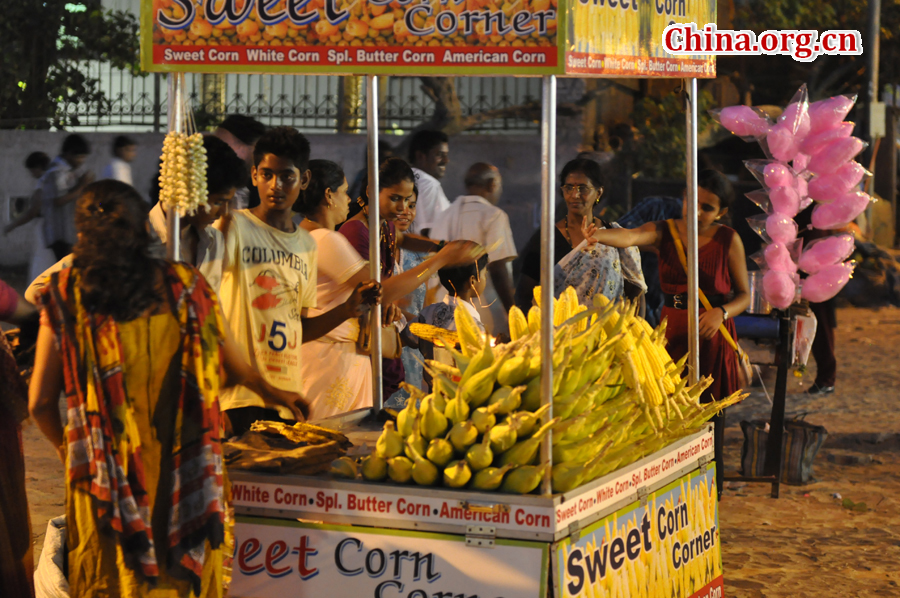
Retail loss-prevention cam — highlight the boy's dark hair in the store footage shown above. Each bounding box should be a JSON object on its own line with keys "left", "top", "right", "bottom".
{"left": 61, "top": 134, "right": 90, "bottom": 156}
{"left": 218, "top": 114, "right": 267, "bottom": 146}
{"left": 438, "top": 254, "right": 489, "bottom": 296}
{"left": 25, "top": 151, "right": 50, "bottom": 171}
{"left": 358, "top": 157, "right": 415, "bottom": 206}
{"left": 113, "top": 135, "right": 136, "bottom": 152}
{"left": 296, "top": 159, "right": 345, "bottom": 216}
{"left": 408, "top": 130, "right": 449, "bottom": 162}
{"left": 697, "top": 169, "right": 735, "bottom": 210}
{"left": 204, "top": 135, "right": 247, "bottom": 195}
{"left": 253, "top": 127, "right": 311, "bottom": 171}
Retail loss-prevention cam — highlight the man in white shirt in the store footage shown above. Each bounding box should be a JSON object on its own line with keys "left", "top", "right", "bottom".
{"left": 148, "top": 136, "right": 245, "bottom": 291}
{"left": 100, "top": 135, "right": 137, "bottom": 187}
{"left": 430, "top": 163, "right": 518, "bottom": 331}
{"left": 408, "top": 130, "right": 451, "bottom": 237}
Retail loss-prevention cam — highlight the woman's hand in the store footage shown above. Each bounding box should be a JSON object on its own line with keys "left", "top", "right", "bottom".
{"left": 581, "top": 216, "right": 599, "bottom": 247}
{"left": 699, "top": 307, "right": 725, "bottom": 340}
{"left": 343, "top": 281, "right": 382, "bottom": 318}
{"left": 437, "top": 240, "right": 486, "bottom": 267}
{"left": 383, "top": 302, "right": 402, "bottom": 327}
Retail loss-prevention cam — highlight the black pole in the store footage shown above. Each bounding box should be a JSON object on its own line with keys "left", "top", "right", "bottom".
{"left": 862, "top": 0, "right": 881, "bottom": 165}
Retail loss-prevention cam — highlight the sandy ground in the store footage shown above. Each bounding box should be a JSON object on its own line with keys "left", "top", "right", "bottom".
{"left": 17, "top": 304, "right": 900, "bottom": 595}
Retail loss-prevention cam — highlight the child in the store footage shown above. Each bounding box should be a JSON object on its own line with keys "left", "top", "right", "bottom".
{"left": 5, "top": 152, "right": 56, "bottom": 281}
{"left": 216, "top": 126, "right": 378, "bottom": 435}
{"left": 402, "top": 253, "right": 489, "bottom": 390}
{"left": 101, "top": 135, "right": 137, "bottom": 186}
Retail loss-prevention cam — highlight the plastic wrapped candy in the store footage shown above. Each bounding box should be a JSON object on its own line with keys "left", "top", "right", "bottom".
{"left": 806, "top": 137, "right": 866, "bottom": 175}
{"left": 769, "top": 185, "right": 801, "bottom": 217}
{"left": 807, "top": 161, "right": 868, "bottom": 202}
{"left": 765, "top": 242, "right": 799, "bottom": 273}
{"left": 801, "top": 261, "right": 855, "bottom": 302}
{"left": 713, "top": 105, "right": 772, "bottom": 139}
{"left": 763, "top": 163, "right": 794, "bottom": 188}
{"left": 796, "top": 176, "right": 809, "bottom": 200}
{"left": 763, "top": 270, "right": 798, "bottom": 309}
{"left": 793, "top": 152, "right": 811, "bottom": 172}
{"left": 808, "top": 95, "right": 857, "bottom": 134}
{"left": 766, "top": 213, "right": 799, "bottom": 244}
{"left": 800, "top": 122, "right": 854, "bottom": 156}
{"left": 766, "top": 124, "right": 802, "bottom": 163}
{"left": 798, "top": 233, "right": 855, "bottom": 274}
{"left": 811, "top": 191, "right": 871, "bottom": 230}
{"left": 780, "top": 100, "right": 811, "bottom": 139}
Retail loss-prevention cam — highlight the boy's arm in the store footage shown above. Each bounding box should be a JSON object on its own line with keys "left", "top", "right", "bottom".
{"left": 300, "top": 281, "right": 381, "bottom": 342}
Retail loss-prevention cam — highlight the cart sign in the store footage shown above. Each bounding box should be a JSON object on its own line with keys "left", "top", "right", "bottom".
{"left": 565, "top": 0, "right": 716, "bottom": 77}
{"left": 141, "top": 0, "right": 562, "bottom": 74}
{"left": 554, "top": 468, "right": 722, "bottom": 598}
{"left": 231, "top": 517, "right": 549, "bottom": 597}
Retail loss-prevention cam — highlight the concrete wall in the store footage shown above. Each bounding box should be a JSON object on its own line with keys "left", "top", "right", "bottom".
{"left": 0, "top": 131, "right": 165, "bottom": 267}
{"left": 0, "top": 130, "right": 581, "bottom": 268}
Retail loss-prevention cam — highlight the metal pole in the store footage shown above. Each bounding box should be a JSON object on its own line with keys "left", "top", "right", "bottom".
{"left": 367, "top": 74, "right": 384, "bottom": 411}
{"left": 685, "top": 78, "right": 700, "bottom": 384}
{"left": 153, "top": 74, "right": 161, "bottom": 134}
{"left": 539, "top": 75, "right": 556, "bottom": 496}
{"left": 166, "top": 73, "right": 182, "bottom": 262}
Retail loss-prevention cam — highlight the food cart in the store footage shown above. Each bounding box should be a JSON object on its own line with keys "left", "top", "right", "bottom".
{"left": 140, "top": 0, "right": 724, "bottom": 593}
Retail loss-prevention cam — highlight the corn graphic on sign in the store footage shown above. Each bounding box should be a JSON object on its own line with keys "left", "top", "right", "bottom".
{"left": 565, "top": 0, "right": 716, "bottom": 77}
{"left": 555, "top": 468, "right": 723, "bottom": 598}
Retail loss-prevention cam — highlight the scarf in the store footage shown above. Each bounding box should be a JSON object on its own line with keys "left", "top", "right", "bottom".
{"left": 41, "top": 261, "right": 225, "bottom": 594}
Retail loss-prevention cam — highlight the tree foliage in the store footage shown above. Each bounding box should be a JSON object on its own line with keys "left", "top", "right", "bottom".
{"left": 728, "top": 0, "right": 900, "bottom": 103}
{"left": 631, "top": 89, "right": 716, "bottom": 179}
{"left": 0, "top": 0, "right": 140, "bottom": 128}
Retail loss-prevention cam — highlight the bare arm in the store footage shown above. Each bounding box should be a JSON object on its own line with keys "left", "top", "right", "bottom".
{"left": 397, "top": 230, "right": 442, "bottom": 253}
{"left": 29, "top": 324, "right": 66, "bottom": 461}
{"left": 4, "top": 190, "right": 42, "bottom": 234}
{"left": 221, "top": 325, "right": 310, "bottom": 421}
{"left": 583, "top": 220, "right": 663, "bottom": 249}
{"left": 488, "top": 260, "right": 515, "bottom": 312}
{"left": 697, "top": 231, "right": 752, "bottom": 339}
{"left": 53, "top": 172, "right": 94, "bottom": 207}
{"left": 724, "top": 233, "right": 751, "bottom": 317}
{"left": 301, "top": 281, "right": 381, "bottom": 342}
{"left": 345, "top": 241, "right": 483, "bottom": 306}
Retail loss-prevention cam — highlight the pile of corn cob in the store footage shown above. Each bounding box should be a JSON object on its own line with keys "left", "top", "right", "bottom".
{"left": 332, "top": 287, "right": 746, "bottom": 494}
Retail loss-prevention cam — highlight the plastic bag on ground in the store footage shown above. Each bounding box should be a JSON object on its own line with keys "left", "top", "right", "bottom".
{"left": 35, "top": 516, "right": 69, "bottom": 598}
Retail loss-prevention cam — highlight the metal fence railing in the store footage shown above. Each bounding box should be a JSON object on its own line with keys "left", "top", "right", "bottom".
{"left": 45, "top": 61, "right": 542, "bottom": 134}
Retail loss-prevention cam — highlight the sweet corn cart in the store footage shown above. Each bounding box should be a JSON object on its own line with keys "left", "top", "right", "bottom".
{"left": 141, "top": 0, "right": 723, "bottom": 593}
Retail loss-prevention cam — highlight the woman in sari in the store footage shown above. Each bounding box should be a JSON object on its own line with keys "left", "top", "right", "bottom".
{"left": 28, "top": 180, "right": 303, "bottom": 598}
{"left": 297, "top": 160, "right": 479, "bottom": 418}
{"left": 516, "top": 158, "right": 645, "bottom": 310}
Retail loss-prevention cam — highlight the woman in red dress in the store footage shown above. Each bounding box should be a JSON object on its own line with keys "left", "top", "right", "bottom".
{"left": 582, "top": 170, "right": 751, "bottom": 498}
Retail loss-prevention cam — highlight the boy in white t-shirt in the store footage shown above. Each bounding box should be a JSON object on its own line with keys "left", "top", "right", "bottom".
{"left": 217, "top": 127, "right": 378, "bottom": 435}
{"left": 401, "top": 254, "right": 488, "bottom": 391}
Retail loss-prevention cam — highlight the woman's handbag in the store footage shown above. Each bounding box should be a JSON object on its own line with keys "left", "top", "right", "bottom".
{"left": 357, "top": 307, "right": 402, "bottom": 359}
{"left": 666, "top": 220, "right": 754, "bottom": 388}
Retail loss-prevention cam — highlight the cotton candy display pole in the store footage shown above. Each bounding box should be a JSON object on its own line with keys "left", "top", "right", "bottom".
{"left": 712, "top": 84, "right": 862, "bottom": 306}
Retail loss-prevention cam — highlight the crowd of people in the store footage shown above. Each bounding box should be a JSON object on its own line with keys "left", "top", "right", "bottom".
{"left": 1, "top": 115, "right": 800, "bottom": 597}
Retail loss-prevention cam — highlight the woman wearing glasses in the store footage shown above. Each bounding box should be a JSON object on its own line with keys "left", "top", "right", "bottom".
{"left": 515, "top": 158, "right": 645, "bottom": 310}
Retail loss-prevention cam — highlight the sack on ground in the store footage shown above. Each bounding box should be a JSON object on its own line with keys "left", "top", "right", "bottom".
{"left": 740, "top": 418, "right": 828, "bottom": 485}
{"left": 35, "top": 516, "right": 70, "bottom": 598}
